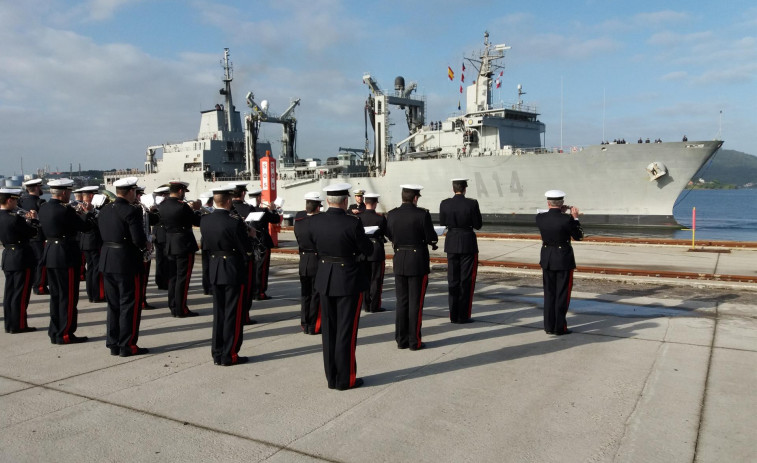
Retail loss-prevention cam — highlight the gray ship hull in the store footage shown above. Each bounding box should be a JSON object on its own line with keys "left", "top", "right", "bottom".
{"left": 115, "top": 140, "right": 721, "bottom": 228}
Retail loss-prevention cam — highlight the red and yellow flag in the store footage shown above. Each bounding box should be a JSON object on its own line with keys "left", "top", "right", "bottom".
{"left": 447, "top": 66, "right": 454, "bottom": 81}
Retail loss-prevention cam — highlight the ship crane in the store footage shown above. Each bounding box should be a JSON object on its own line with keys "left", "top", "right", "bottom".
{"left": 244, "top": 91, "right": 301, "bottom": 174}
{"left": 362, "top": 73, "right": 425, "bottom": 175}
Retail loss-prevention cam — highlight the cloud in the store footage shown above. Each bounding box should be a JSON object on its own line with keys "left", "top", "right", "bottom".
{"left": 660, "top": 71, "right": 688, "bottom": 82}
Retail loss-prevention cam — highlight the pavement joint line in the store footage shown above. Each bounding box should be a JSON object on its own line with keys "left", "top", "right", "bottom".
{"left": 693, "top": 301, "right": 719, "bottom": 462}
{"left": 613, "top": 317, "right": 674, "bottom": 460}
{"left": 0, "top": 372, "right": 343, "bottom": 463}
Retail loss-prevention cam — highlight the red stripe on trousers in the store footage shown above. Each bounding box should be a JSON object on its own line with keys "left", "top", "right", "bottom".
{"left": 314, "top": 302, "right": 322, "bottom": 333}
{"left": 98, "top": 272, "right": 105, "bottom": 300}
{"left": 127, "top": 275, "right": 141, "bottom": 353}
{"left": 259, "top": 252, "right": 269, "bottom": 298}
{"left": 231, "top": 284, "right": 244, "bottom": 363}
{"left": 63, "top": 267, "right": 75, "bottom": 343}
{"left": 349, "top": 293, "right": 363, "bottom": 387}
{"left": 466, "top": 254, "right": 478, "bottom": 318}
{"left": 182, "top": 253, "right": 194, "bottom": 314}
{"left": 20, "top": 269, "right": 31, "bottom": 329}
{"left": 416, "top": 275, "right": 428, "bottom": 349}
{"left": 38, "top": 266, "right": 47, "bottom": 293}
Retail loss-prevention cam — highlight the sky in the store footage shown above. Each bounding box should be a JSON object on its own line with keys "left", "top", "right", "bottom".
{"left": 1, "top": 0, "right": 756, "bottom": 176}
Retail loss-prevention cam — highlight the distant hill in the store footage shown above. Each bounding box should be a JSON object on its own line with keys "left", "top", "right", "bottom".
{"left": 692, "top": 149, "right": 757, "bottom": 188}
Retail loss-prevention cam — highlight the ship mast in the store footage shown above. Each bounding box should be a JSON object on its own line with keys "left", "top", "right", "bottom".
{"left": 465, "top": 31, "right": 509, "bottom": 112}
{"left": 221, "top": 48, "right": 234, "bottom": 132}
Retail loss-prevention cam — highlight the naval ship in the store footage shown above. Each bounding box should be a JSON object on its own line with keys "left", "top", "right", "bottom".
{"left": 104, "top": 35, "right": 723, "bottom": 227}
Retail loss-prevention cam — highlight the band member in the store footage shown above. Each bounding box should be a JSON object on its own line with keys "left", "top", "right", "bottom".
{"left": 306, "top": 183, "right": 373, "bottom": 390}
{"left": 198, "top": 191, "right": 214, "bottom": 297}
{"left": 294, "top": 191, "right": 323, "bottom": 334}
{"left": 98, "top": 177, "right": 150, "bottom": 356}
{"left": 358, "top": 193, "right": 387, "bottom": 313}
{"left": 536, "top": 190, "right": 583, "bottom": 336}
{"left": 19, "top": 178, "right": 48, "bottom": 295}
{"left": 77, "top": 186, "right": 105, "bottom": 303}
{"left": 1, "top": 188, "right": 38, "bottom": 334}
{"left": 348, "top": 189, "right": 366, "bottom": 215}
{"left": 39, "top": 178, "right": 95, "bottom": 344}
{"left": 231, "top": 182, "right": 257, "bottom": 324}
{"left": 386, "top": 184, "right": 438, "bottom": 351}
{"left": 157, "top": 181, "right": 202, "bottom": 318}
{"left": 439, "top": 178, "right": 482, "bottom": 324}
{"left": 152, "top": 185, "right": 170, "bottom": 290}
{"left": 200, "top": 185, "right": 254, "bottom": 366}
{"left": 136, "top": 186, "right": 159, "bottom": 310}
{"left": 247, "top": 188, "right": 280, "bottom": 301}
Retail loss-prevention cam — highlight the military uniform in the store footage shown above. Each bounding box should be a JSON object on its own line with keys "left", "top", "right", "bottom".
{"left": 98, "top": 185, "right": 149, "bottom": 356}
{"left": 152, "top": 186, "right": 170, "bottom": 290}
{"left": 439, "top": 186, "right": 482, "bottom": 323}
{"left": 249, "top": 200, "right": 280, "bottom": 300}
{"left": 78, "top": 188, "right": 105, "bottom": 304}
{"left": 200, "top": 203, "right": 252, "bottom": 366}
{"left": 294, "top": 208, "right": 321, "bottom": 334}
{"left": 38, "top": 182, "right": 94, "bottom": 344}
{"left": 386, "top": 186, "right": 437, "bottom": 350}
{"left": 18, "top": 185, "right": 48, "bottom": 295}
{"left": 232, "top": 197, "right": 256, "bottom": 322}
{"left": 307, "top": 186, "right": 373, "bottom": 390}
{"left": 1, "top": 190, "right": 37, "bottom": 333}
{"left": 358, "top": 207, "right": 387, "bottom": 313}
{"left": 535, "top": 191, "right": 583, "bottom": 335}
{"left": 158, "top": 193, "right": 201, "bottom": 317}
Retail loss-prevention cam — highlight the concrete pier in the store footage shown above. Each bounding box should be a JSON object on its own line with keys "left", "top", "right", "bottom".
{"left": 1, "top": 236, "right": 755, "bottom": 462}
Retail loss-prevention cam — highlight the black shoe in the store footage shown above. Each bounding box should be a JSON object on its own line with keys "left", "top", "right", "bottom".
{"left": 66, "top": 335, "right": 89, "bottom": 344}
{"left": 308, "top": 330, "right": 320, "bottom": 335}
{"left": 10, "top": 327, "right": 37, "bottom": 334}
{"left": 244, "top": 319, "right": 257, "bottom": 326}
{"left": 546, "top": 330, "right": 556, "bottom": 335}
{"left": 556, "top": 329, "right": 573, "bottom": 336}
{"left": 110, "top": 347, "right": 120, "bottom": 356}
{"left": 120, "top": 347, "right": 149, "bottom": 357}
{"left": 409, "top": 342, "right": 426, "bottom": 351}
{"left": 177, "top": 310, "right": 199, "bottom": 318}
{"left": 337, "top": 378, "right": 364, "bottom": 391}
{"left": 142, "top": 303, "right": 158, "bottom": 310}
{"left": 256, "top": 294, "right": 272, "bottom": 301}
{"left": 370, "top": 307, "right": 387, "bottom": 313}
{"left": 457, "top": 318, "right": 474, "bottom": 324}
{"left": 222, "top": 356, "right": 249, "bottom": 366}
{"left": 397, "top": 344, "right": 409, "bottom": 350}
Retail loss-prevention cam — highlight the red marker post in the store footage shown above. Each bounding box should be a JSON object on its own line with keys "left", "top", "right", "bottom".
{"left": 260, "top": 150, "right": 282, "bottom": 247}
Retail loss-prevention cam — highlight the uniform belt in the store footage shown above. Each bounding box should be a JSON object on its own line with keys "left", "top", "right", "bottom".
{"left": 45, "top": 237, "right": 75, "bottom": 244}
{"left": 542, "top": 242, "right": 570, "bottom": 248}
{"left": 448, "top": 227, "right": 473, "bottom": 231}
{"left": 299, "top": 249, "right": 317, "bottom": 254}
{"left": 103, "top": 241, "right": 126, "bottom": 249}
{"left": 320, "top": 255, "right": 355, "bottom": 263}
{"left": 395, "top": 245, "right": 420, "bottom": 251}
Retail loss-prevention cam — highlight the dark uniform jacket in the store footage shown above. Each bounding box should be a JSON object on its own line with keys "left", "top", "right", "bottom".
{"left": 250, "top": 206, "right": 280, "bottom": 249}
{"left": 0, "top": 210, "right": 37, "bottom": 271}
{"left": 19, "top": 194, "right": 45, "bottom": 241}
{"left": 348, "top": 202, "right": 366, "bottom": 215}
{"left": 386, "top": 203, "right": 438, "bottom": 276}
{"left": 358, "top": 209, "right": 387, "bottom": 262}
{"left": 439, "top": 194, "right": 482, "bottom": 254}
{"left": 98, "top": 197, "right": 147, "bottom": 274}
{"left": 158, "top": 197, "right": 201, "bottom": 255}
{"left": 200, "top": 209, "right": 252, "bottom": 286}
{"left": 39, "top": 199, "right": 93, "bottom": 268}
{"left": 293, "top": 210, "right": 319, "bottom": 277}
{"left": 79, "top": 216, "right": 102, "bottom": 252}
{"left": 535, "top": 208, "right": 583, "bottom": 271}
{"left": 308, "top": 208, "right": 373, "bottom": 296}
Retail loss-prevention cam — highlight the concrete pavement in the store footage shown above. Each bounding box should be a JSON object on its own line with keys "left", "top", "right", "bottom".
{"left": 1, "top": 254, "right": 756, "bottom": 462}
